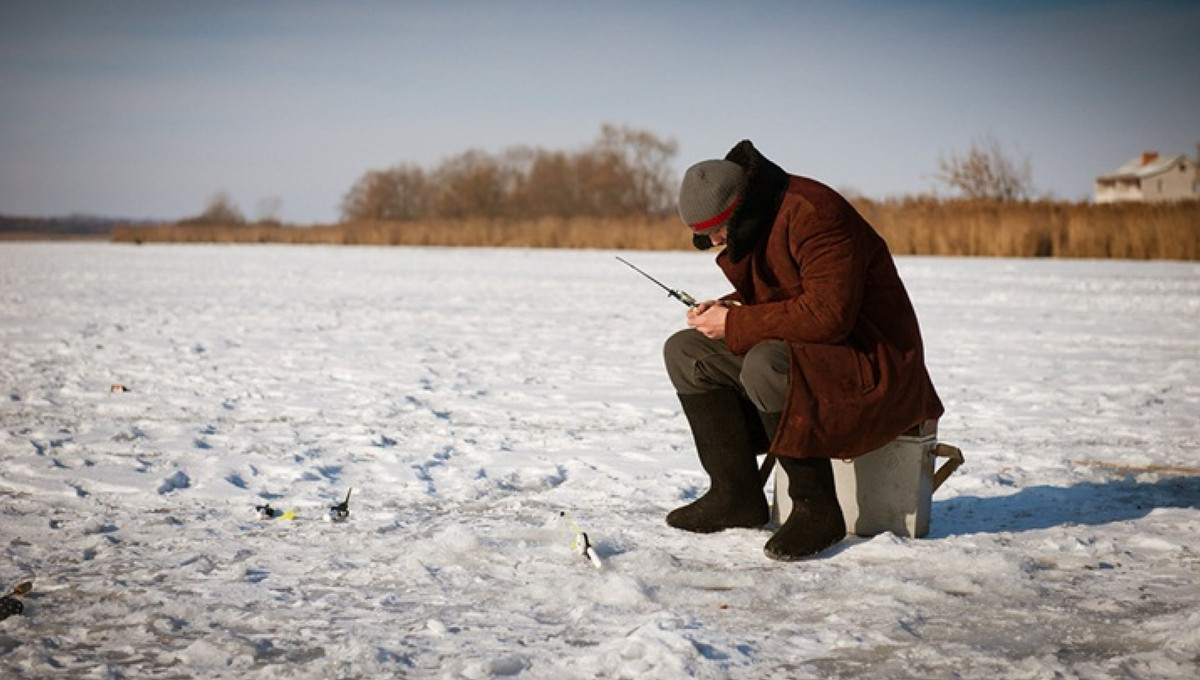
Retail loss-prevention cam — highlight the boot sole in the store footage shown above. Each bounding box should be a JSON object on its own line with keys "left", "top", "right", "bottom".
{"left": 763, "top": 534, "right": 844, "bottom": 562}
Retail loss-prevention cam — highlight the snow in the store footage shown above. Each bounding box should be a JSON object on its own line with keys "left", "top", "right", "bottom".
{"left": 2, "top": 242, "right": 1199, "bottom": 679}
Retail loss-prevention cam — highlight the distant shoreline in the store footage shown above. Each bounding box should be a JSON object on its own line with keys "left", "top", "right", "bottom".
{"left": 0, "top": 232, "right": 110, "bottom": 242}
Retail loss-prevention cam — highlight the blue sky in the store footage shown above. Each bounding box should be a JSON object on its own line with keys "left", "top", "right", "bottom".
{"left": 1, "top": 0, "right": 1197, "bottom": 223}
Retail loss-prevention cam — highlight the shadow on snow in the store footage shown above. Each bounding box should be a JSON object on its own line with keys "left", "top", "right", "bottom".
{"left": 929, "top": 475, "right": 1200, "bottom": 537}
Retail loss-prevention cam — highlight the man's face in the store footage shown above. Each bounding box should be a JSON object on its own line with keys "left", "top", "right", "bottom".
{"left": 708, "top": 225, "right": 729, "bottom": 246}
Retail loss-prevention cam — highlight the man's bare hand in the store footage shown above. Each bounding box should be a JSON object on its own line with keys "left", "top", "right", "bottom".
{"left": 687, "top": 300, "right": 729, "bottom": 339}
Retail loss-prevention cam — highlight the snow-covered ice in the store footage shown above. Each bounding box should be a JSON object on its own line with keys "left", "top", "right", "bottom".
{"left": 2, "top": 242, "right": 1198, "bottom": 679}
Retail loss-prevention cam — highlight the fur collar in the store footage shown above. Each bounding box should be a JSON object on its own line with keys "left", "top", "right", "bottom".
{"left": 692, "top": 140, "right": 790, "bottom": 262}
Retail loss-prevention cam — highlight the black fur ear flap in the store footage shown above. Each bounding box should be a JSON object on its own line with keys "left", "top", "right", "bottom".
{"left": 724, "top": 140, "right": 756, "bottom": 167}
{"left": 693, "top": 233, "right": 713, "bottom": 250}
{"left": 718, "top": 138, "right": 790, "bottom": 262}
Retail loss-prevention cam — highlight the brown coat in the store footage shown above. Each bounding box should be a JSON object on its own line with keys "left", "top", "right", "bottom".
{"left": 699, "top": 141, "right": 943, "bottom": 459}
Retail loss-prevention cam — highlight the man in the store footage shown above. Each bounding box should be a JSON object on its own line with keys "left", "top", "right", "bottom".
{"left": 664, "top": 140, "right": 944, "bottom": 561}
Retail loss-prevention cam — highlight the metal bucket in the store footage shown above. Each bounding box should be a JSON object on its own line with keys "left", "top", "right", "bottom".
{"left": 771, "top": 427, "right": 963, "bottom": 539}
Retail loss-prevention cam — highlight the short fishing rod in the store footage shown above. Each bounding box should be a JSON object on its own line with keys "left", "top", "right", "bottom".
{"left": 615, "top": 256, "right": 697, "bottom": 308}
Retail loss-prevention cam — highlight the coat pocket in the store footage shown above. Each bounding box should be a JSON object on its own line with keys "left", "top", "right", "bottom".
{"left": 854, "top": 349, "right": 879, "bottom": 394}
{"left": 793, "top": 343, "right": 877, "bottom": 403}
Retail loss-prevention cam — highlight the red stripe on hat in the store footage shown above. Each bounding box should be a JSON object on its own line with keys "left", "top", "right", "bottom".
{"left": 688, "top": 198, "right": 738, "bottom": 232}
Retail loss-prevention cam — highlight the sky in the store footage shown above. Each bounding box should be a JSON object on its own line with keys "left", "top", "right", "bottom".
{"left": 1, "top": 0, "right": 1198, "bottom": 224}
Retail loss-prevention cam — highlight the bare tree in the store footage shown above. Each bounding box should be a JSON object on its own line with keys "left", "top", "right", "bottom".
{"left": 591, "top": 123, "right": 679, "bottom": 216}
{"left": 935, "top": 135, "right": 1034, "bottom": 200}
{"left": 513, "top": 149, "right": 580, "bottom": 219}
{"left": 182, "top": 191, "right": 246, "bottom": 225}
{"left": 430, "top": 150, "right": 511, "bottom": 219}
{"left": 341, "top": 164, "right": 428, "bottom": 221}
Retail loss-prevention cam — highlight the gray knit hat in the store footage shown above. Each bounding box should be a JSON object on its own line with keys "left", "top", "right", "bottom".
{"left": 678, "top": 159, "right": 745, "bottom": 234}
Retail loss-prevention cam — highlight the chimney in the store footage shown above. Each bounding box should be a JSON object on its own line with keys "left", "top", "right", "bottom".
{"left": 1141, "top": 151, "right": 1159, "bottom": 166}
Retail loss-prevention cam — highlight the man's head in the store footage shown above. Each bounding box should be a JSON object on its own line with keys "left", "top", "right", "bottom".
{"left": 678, "top": 160, "right": 745, "bottom": 243}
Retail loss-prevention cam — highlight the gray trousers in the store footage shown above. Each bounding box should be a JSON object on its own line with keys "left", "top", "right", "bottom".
{"left": 663, "top": 329, "right": 789, "bottom": 414}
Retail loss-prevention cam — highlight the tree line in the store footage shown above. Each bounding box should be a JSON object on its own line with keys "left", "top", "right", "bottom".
{"left": 179, "top": 126, "right": 1044, "bottom": 226}
{"left": 126, "top": 128, "right": 1198, "bottom": 260}
{"left": 338, "top": 128, "right": 1038, "bottom": 222}
{"left": 339, "top": 124, "right": 679, "bottom": 222}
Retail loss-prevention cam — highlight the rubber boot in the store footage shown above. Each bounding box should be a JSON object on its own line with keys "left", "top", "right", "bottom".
{"left": 764, "top": 455, "right": 846, "bottom": 561}
{"left": 666, "top": 390, "right": 769, "bottom": 533}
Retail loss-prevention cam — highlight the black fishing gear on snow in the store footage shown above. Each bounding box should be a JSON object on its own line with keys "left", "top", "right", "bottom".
{"left": 0, "top": 581, "right": 33, "bottom": 621}
{"left": 327, "top": 489, "right": 352, "bottom": 522}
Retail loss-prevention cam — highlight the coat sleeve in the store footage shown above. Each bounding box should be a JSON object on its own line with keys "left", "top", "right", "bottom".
{"left": 724, "top": 212, "right": 872, "bottom": 353}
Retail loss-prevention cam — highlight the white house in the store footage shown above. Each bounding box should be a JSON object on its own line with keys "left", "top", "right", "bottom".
{"left": 1094, "top": 150, "right": 1199, "bottom": 203}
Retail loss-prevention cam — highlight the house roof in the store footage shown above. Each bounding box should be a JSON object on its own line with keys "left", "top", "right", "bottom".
{"left": 1097, "top": 153, "right": 1190, "bottom": 181}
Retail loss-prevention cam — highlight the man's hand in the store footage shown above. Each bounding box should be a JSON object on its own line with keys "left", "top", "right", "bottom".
{"left": 687, "top": 300, "right": 730, "bottom": 339}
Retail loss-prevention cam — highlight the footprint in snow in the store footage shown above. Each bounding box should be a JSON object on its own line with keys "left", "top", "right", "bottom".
{"left": 158, "top": 471, "right": 191, "bottom": 494}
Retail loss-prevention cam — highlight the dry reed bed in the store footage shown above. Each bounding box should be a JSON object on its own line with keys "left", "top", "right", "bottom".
{"left": 861, "top": 199, "right": 1200, "bottom": 260}
{"left": 111, "top": 200, "right": 1200, "bottom": 260}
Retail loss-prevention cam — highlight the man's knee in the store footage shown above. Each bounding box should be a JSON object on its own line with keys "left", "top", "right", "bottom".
{"left": 663, "top": 328, "right": 706, "bottom": 363}
{"left": 663, "top": 328, "right": 747, "bottom": 394}
{"left": 740, "top": 341, "right": 789, "bottom": 412}
{"left": 663, "top": 329, "right": 710, "bottom": 393}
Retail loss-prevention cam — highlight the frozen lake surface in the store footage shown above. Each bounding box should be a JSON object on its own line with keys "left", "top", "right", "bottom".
{"left": 2, "top": 242, "right": 1199, "bottom": 679}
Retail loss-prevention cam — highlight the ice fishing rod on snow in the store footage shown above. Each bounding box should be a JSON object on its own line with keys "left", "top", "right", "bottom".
{"left": 559, "top": 511, "right": 603, "bottom": 569}
{"left": 326, "top": 488, "right": 352, "bottom": 522}
{"left": 616, "top": 256, "right": 697, "bottom": 308}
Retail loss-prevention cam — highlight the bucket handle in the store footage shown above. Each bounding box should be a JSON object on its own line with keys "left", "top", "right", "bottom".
{"left": 932, "top": 444, "right": 964, "bottom": 492}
